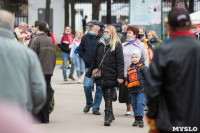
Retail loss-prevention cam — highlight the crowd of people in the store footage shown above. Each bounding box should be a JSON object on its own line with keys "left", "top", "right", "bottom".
{"left": 0, "top": 6, "right": 200, "bottom": 133}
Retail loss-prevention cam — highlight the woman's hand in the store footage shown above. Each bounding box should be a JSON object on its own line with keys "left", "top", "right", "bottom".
{"left": 117, "top": 79, "right": 124, "bottom": 84}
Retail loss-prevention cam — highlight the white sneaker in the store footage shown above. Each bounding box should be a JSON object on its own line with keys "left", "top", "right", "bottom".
{"left": 125, "top": 112, "right": 131, "bottom": 116}
{"left": 78, "top": 79, "right": 81, "bottom": 83}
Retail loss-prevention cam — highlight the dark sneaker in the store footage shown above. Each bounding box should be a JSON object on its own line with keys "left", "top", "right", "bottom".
{"left": 64, "top": 77, "right": 68, "bottom": 81}
{"left": 139, "top": 120, "right": 144, "bottom": 128}
{"left": 132, "top": 120, "right": 139, "bottom": 126}
{"left": 83, "top": 106, "right": 91, "bottom": 113}
{"left": 93, "top": 110, "right": 101, "bottom": 115}
{"left": 68, "top": 75, "right": 75, "bottom": 80}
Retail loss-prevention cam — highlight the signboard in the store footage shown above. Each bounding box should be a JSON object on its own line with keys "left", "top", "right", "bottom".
{"left": 130, "top": 0, "right": 161, "bottom": 25}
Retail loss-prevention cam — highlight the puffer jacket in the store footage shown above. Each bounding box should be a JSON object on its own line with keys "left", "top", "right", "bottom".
{"left": 125, "top": 59, "right": 148, "bottom": 93}
{"left": 86, "top": 38, "right": 124, "bottom": 87}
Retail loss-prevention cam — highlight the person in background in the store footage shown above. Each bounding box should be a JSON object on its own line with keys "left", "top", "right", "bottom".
{"left": 191, "top": 24, "right": 200, "bottom": 40}
{"left": 138, "top": 26, "right": 151, "bottom": 64}
{"left": 58, "top": 26, "right": 75, "bottom": 81}
{"left": 46, "top": 23, "right": 56, "bottom": 52}
{"left": 78, "top": 20, "right": 103, "bottom": 115}
{"left": 86, "top": 25, "right": 124, "bottom": 126}
{"left": 82, "top": 15, "right": 88, "bottom": 33}
{"left": 84, "top": 24, "right": 89, "bottom": 35}
{"left": 145, "top": 7, "right": 200, "bottom": 132}
{"left": 30, "top": 20, "right": 56, "bottom": 123}
{"left": 70, "top": 30, "right": 85, "bottom": 83}
{"left": 121, "top": 25, "right": 128, "bottom": 43}
{"left": 117, "top": 18, "right": 122, "bottom": 33}
{"left": 125, "top": 19, "right": 129, "bottom": 25}
{"left": 147, "top": 30, "right": 163, "bottom": 56}
{"left": 0, "top": 10, "right": 46, "bottom": 116}
{"left": 112, "top": 23, "right": 122, "bottom": 40}
{"left": 14, "top": 22, "right": 31, "bottom": 45}
{"left": 99, "top": 22, "right": 105, "bottom": 35}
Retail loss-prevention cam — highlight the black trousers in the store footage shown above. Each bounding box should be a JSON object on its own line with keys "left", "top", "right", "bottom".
{"left": 36, "top": 74, "right": 52, "bottom": 123}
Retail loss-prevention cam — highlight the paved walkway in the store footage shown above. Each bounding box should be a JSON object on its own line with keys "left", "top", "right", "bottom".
{"left": 37, "top": 66, "right": 149, "bottom": 133}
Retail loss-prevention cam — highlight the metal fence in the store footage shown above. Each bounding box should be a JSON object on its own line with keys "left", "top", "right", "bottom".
{"left": 74, "top": 1, "right": 129, "bottom": 31}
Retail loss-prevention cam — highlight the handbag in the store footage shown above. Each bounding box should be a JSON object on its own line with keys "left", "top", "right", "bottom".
{"left": 92, "top": 47, "right": 110, "bottom": 78}
{"left": 112, "top": 87, "right": 117, "bottom": 101}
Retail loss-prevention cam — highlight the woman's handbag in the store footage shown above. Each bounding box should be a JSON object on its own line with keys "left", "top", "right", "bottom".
{"left": 92, "top": 47, "right": 110, "bottom": 78}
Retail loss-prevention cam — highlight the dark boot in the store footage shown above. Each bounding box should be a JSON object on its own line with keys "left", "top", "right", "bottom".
{"left": 138, "top": 116, "right": 144, "bottom": 128}
{"left": 104, "top": 111, "right": 111, "bottom": 126}
{"left": 132, "top": 116, "right": 139, "bottom": 126}
{"left": 103, "top": 87, "right": 113, "bottom": 126}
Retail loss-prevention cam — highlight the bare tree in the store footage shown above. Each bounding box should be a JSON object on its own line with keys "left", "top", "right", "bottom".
{"left": 45, "top": 0, "right": 51, "bottom": 24}
{"left": 64, "top": 0, "right": 69, "bottom": 27}
{"left": 188, "top": 0, "right": 194, "bottom": 13}
{"left": 92, "top": 0, "right": 100, "bottom": 20}
{"left": 71, "top": 0, "right": 75, "bottom": 34}
{"left": 1, "top": 0, "right": 10, "bottom": 11}
{"left": 172, "top": 0, "right": 176, "bottom": 7}
{"left": 107, "top": 0, "right": 111, "bottom": 24}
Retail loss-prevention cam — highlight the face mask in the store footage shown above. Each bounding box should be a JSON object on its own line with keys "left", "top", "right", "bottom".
{"left": 138, "top": 34, "right": 144, "bottom": 39}
{"left": 66, "top": 32, "right": 70, "bottom": 34}
{"left": 126, "top": 38, "right": 133, "bottom": 42}
{"left": 89, "top": 31, "right": 96, "bottom": 36}
{"left": 76, "top": 36, "right": 81, "bottom": 39}
{"left": 104, "top": 36, "right": 110, "bottom": 40}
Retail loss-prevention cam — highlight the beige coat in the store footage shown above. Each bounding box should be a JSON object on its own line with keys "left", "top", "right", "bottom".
{"left": 14, "top": 27, "right": 28, "bottom": 44}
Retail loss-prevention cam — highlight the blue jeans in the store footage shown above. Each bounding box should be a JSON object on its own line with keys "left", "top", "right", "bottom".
{"left": 61, "top": 52, "right": 75, "bottom": 77}
{"left": 130, "top": 92, "right": 145, "bottom": 117}
{"left": 69, "top": 55, "right": 75, "bottom": 77}
{"left": 74, "top": 54, "right": 85, "bottom": 77}
{"left": 83, "top": 68, "right": 102, "bottom": 111}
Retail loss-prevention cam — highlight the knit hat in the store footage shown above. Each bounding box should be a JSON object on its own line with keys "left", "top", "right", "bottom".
{"left": 132, "top": 50, "right": 141, "bottom": 59}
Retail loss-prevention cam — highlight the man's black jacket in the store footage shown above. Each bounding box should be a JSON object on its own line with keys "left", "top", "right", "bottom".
{"left": 145, "top": 34, "right": 200, "bottom": 132}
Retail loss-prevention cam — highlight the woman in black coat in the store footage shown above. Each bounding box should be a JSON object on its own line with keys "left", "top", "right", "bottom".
{"left": 86, "top": 25, "right": 124, "bottom": 126}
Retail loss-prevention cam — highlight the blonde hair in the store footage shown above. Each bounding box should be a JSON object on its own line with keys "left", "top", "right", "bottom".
{"left": 76, "top": 29, "right": 84, "bottom": 37}
{"left": 138, "top": 26, "right": 146, "bottom": 33}
{"left": 148, "top": 30, "right": 158, "bottom": 39}
{"left": 103, "top": 25, "right": 121, "bottom": 51}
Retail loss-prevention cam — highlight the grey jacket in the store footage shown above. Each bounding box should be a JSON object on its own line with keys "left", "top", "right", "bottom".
{"left": 0, "top": 28, "right": 46, "bottom": 114}
{"left": 123, "top": 39, "right": 149, "bottom": 77}
{"left": 29, "top": 33, "right": 56, "bottom": 75}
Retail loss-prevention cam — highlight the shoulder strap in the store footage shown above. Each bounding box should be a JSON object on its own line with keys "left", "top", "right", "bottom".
{"left": 98, "top": 47, "right": 110, "bottom": 69}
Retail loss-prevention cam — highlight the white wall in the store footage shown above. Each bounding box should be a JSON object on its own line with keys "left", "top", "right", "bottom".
{"left": 28, "top": 0, "right": 65, "bottom": 43}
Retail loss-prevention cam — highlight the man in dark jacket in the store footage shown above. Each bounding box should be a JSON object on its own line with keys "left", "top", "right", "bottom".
{"left": 145, "top": 7, "right": 200, "bottom": 132}
{"left": 30, "top": 21, "right": 56, "bottom": 123}
{"left": 78, "top": 20, "right": 103, "bottom": 115}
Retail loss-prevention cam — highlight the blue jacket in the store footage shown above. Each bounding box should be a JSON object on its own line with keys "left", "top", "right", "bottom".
{"left": 78, "top": 32, "right": 103, "bottom": 68}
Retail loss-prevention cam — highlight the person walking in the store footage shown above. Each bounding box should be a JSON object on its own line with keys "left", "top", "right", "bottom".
{"left": 58, "top": 26, "right": 75, "bottom": 81}
{"left": 70, "top": 30, "right": 85, "bottom": 83}
{"left": 0, "top": 10, "right": 46, "bottom": 115}
{"left": 125, "top": 50, "right": 148, "bottom": 127}
{"left": 147, "top": 30, "right": 163, "bottom": 55}
{"left": 78, "top": 20, "right": 103, "bottom": 115}
{"left": 119, "top": 26, "right": 149, "bottom": 116}
{"left": 138, "top": 26, "right": 151, "bottom": 64}
{"left": 29, "top": 21, "right": 56, "bottom": 123}
{"left": 86, "top": 25, "right": 124, "bottom": 126}
{"left": 145, "top": 7, "right": 200, "bottom": 133}
{"left": 82, "top": 15, "right": 88, "bottom": 33}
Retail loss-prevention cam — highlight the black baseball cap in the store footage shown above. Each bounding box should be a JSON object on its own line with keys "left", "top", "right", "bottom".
{"left": 88, "top": 20, "right": 101, "bottom": 26}
{"left": 168, "top": 7, "right": 190, "bottom": 27}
